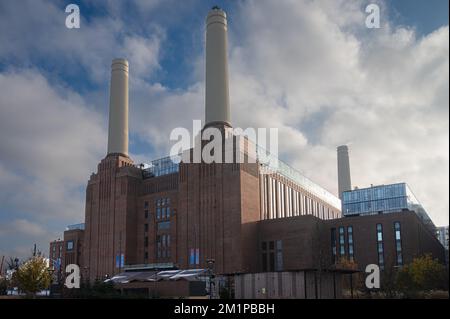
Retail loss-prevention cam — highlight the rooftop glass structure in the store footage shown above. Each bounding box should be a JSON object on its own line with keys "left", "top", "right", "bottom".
{"left": 139, "top": 135, "right": 341, "bottom": 211}
{"left": 66, "top": 223, "right": 85, "bottom": 231}
{"left": 342, "top": 183, "right": 435, "bottom": 229}
{"left": 141, "top": 156, "right": 180, "bottom": 179}
{"left": 254, "top": 143, "right": 341, "bottom": 210}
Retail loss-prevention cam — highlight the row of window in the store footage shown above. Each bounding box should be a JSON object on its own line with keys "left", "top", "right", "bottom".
{"left": 144, "top": 207, "right": 172, "bottom": 220}
{"left": 143, "top": 198, "right": 172, "bottom": 262}
{"left": 52, "top": 241, "right": 73, "bottom": 252}
{"left": 156, "top": 207, "right": 171, "bottom": 220}
{"left": 157, "top": 234, "right": 171, "bottom": 259}
{"left": 343, "top": 183, "right": 406, "bottom": 203}
{"left": 157, "top": 198, "right": 170, "bottom": 206}
{"left": 52, "top": 245, "right": 63, "bottom": 252}
{"left": 157, "top": 221, "right": 170, "bottom": 230}
{"left": 144, "top": 197, "right": 171, "bottom": 208}
{"left": 343, "top": 197, "right": 408, "bottom": 215}
{"left": 394, "top": 222, "right": 403, "bottom": 266}
{"left": 144, "top": 198, "right": 172, "bottom": 220}
{"left": 331, "top": 222, "right": 403, "bottom": 269}
{"left": 144, "top": 234, "right": 172, "bottom": 259}
{"left": 261, "top": 240, "right": 283, "bottom": 272}
{"left": 331, "top": 226, "right": 354, "bottom": 263}
{"left": 189, "top": 248, "right": 200, "bottom": 265}
{"left": 376, "top": 224, "right": 385, "bottom": 270}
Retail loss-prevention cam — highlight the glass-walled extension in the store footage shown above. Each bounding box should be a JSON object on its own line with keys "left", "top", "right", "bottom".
{"left": 141, "top": 156, "right": 180, "bottom": 179}
{"left": 342, "top": 183, "right": 435, "bottom": 231}
{"left": 66, "top": 223, "right": 85, "bottom": 231}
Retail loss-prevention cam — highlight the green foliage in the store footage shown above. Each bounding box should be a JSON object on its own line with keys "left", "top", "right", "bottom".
{"left": 379, "top": 264, "right": 400, "bottom": 298}
{"left": 0, "top": 278, "right": 8, "bottom": 295}
{"left": 396, "top": 254, "right": 448, "bottom": 295}
{"left": 355, "top": 255, "right": 448, "bottom": 299}
{"left": 13, "top": 256, "right": 51, "bottom": 297}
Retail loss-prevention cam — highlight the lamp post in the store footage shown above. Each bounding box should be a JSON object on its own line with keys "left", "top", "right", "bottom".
{"left": 206, "top": 259, "right": 215, "bottom": 299}
{"left": 47, "top": 268, "right": 54, "bottom": 297}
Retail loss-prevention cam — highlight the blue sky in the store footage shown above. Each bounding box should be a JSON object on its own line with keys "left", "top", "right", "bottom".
{"left": 0, "top": 0, "right": 448, "bottom": 259}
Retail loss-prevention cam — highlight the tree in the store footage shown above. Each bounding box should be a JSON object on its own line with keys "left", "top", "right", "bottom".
{"left": 379, "top": 262, "right": 399, "bottom": 298}
{"left": 6, "top": 257, "right": 20, "bottom": 270}
{"left": 13, "top": 256, "right": 51, "bottom": 298}
{"left": 0, "top": 278, "right": 7, "bottom": 295}
{"left": 396, "top": 254, "right": 448, "bottom": 297}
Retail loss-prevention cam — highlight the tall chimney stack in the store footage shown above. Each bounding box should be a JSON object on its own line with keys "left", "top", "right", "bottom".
{"left": 107, "top": 58, "right": 129, "bottom": 156}
{"left": 337, "top": 145, "right": 352, "bottom": 199}
{"left": 205, "top": 6, "right": 231, "bottom": 128}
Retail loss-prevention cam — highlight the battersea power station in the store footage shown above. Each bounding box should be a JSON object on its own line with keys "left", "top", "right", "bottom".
{"left": 50, "top": 8, "right": 445, "bottom": 299}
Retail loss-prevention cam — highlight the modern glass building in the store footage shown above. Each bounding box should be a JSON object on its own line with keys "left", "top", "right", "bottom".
{"left": 66, "top": 223, "right": 85, "bottom": 231}
{"left": 342, "top": 183, "right": 435, "bottom": 231}
{"left": 436, "top": 226, "right": 449, "bottom": 250}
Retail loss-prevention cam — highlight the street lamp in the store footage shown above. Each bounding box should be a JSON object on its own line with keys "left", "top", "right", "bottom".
{"left": 47, "top": 268, "right": 54, "bottom": 297}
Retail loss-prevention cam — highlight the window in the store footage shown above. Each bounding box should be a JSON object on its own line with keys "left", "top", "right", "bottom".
{"left": 347, "top": 226, "right": 354, "bottom": 262}
{"left": 377, "top": 232, "right": 383, "bottom": 241}
{"left": 339, "top": 227, "right": 345, "bottom": 256}
{"left": 376, "top": 224, "right": 384, "bottom": 270}
{"left": 189, "top": 248, "right": 195, "bottom": 265}
{"left": 144, "top": 236, "right": 148, "bottom": 247}
{"left": 262, "top": 241, "right": 279, "bottom": 271}
{"left": 187, "top": 248, "right": 200, "bottom": 264}
{"left": 394, "top": 222, "right": 403, "bottom": 266}
{"left": 144, "top": 201, "right": 149, "bottom": 208}
{"left": 144, "top": 210, "right": 149, "bottom": 219}
{"left": 275, "top": 240, "right": 283, "bottom": 271}
{"left": 66, "top": 241, "right": 74, "bottom": 251}
{"left": 269, "top": 252, "right": 275, "bottom": 271}
{"left": 331, "top": 228, "right": 337, "bottom": 264}
{"left": 157, "top": 221, "right": 170, "bottom": 230}
{"left": 195, "top": 248, "right": 200, "bottom": 264}
{"left": 262, "top": 242, "right": 268, "bottom": 271}
{"left": 262, "top": 253, "right": 268, "bottom": 272}
{"left": 144, "top": 224, "right": 148, "bottom": 232}
{"left": 144, "top": 251, "right": 148, "bottom": 260}
{"left": 157, "top": 207, "right": 161, "bottom": 219}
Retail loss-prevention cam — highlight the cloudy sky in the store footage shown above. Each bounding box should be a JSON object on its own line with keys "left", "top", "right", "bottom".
{"left": 0, "top": 0, "right": 448, "bottom": 259}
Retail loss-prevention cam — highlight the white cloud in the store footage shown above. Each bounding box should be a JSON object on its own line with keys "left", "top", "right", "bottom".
{"left": 225, "top": 0, "right": 449, "bottom": 225}
{"left": 0, "top": 69, "right": 106, "bottom": 257}
{"left": 0, "top": 0, "right": 165, "bottom": 83}
{"left": 0, "top": 219, "right": 46, "bottom": 237}
{"left": 0, "top": 0, "right": 448, "bottom": 260}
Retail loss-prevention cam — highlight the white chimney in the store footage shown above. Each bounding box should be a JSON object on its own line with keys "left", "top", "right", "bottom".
{"left": 337, "top": 145, "right": 352, "bottom": 199}
{"left": 107, "top": 58, "right": 129, "bottom": 156}
{"left": 205, "top": 7, "right": 231, "bottom": 128}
